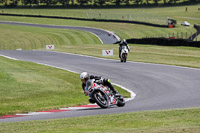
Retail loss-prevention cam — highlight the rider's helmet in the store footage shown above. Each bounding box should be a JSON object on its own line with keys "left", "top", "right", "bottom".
{"left": 80, "top": 72, "right": 89, "bottom": 83}
{"left": 122, "top": 39, "right": 128, "bottom": 45}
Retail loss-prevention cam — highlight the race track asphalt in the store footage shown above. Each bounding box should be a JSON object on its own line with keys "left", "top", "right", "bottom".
{"left": 0, "top": 20, "right": 119, "bottom": 44}
{"left": 0, "top": 50, "right": 200, "bottom": 123}
{"left": 0, "top": 21, "right": 200, "bottom": 122}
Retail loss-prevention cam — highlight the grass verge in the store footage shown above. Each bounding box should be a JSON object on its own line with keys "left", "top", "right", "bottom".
{"left": 0, "top": 6, "right": 199, "bottom": 132}
{"left": 0, "top": 24, "right": 200, "bottom": 68}
{"left": 0, "top": 56, "right": 130, "bottom": 116}
{"left": 54, "top": 44, "right": 200, "bottom": 69}
{"left": 0, "top": 24, "right": 101, "bottom": 50}
{"left": 0, "top": 108, "right": 200, "bottom": 133}
{"left": 1, "top": 4, "right": 200, "bottom": 24}
{"left": 0, "top": 12, "right": 199, "bottom": 40}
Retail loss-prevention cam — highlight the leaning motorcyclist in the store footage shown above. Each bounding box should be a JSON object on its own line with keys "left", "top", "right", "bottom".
{"left": 119, "top": 39, "right": 130, "bottom": 58}
{"left": 80, "top": 72, "right": 120, "bottom": 103}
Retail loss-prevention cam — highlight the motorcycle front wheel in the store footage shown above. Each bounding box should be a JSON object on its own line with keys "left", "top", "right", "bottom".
{"left": 93, "top": 92, "right": 109, "bottom": 108}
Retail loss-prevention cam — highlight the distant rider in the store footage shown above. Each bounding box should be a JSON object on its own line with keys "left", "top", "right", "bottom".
{"left": 119, "top": 39, "right": 130, "bottom": 58}
{"left": 80, "top": 72, "right": 120, "bottom": 103}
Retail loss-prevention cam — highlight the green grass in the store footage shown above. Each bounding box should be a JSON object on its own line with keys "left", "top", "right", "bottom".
{"left": 0, "top": 108, "right": 200, "bottom": 133}
{"left": 0, "top": 23, "right": 200, "bottom": 68}
{"left": 0, "top": 24, "right": 101, "bottom": 50}
{"left": 0, "top": 16, "right": 198, "bottom": 40}
{"left": 0, "top": 56, "right": 130, "bottom": 116}
{"left": 0, "top": 7, "right": 200, "bottom": 116}
{"left": 57, "top": 44, "right": 200, "bottom": 68}
{"left": 1, "top": 19, "right": 200, "bottom": 116}
{"left": 1, "top": 4, "right": 200, "bottom": 40}
{"left": 1, "top": 4, "right": 200, "bottom": 25}
{"left": 0, "top": 0, "right": 193, "bottom": 7}
{"left": 0, "top": 5, "right": 200, "bottom": 132}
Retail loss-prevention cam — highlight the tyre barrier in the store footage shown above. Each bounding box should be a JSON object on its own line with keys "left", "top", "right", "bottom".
{"left": 115, "top": 38, "right": 200, "bottom": 47}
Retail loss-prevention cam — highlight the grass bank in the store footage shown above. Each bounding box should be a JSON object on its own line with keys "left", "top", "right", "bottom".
{"left": 1, "top": 4, "right": 200, "bottom": 25}
{"left": 0, "top": 5, "right": 199, "bottom": 132}
{"left": 0, "top": 56, "right": 130, "bottom": 116}
{"left": 55, "top": 44, "right": 200, "bottom": 69}
{"left": 0, "top": 108, "right": 200, "bottom": 133}
{"left": 0, "top": 6, "right": 199, "bottom": 39}
{"left": 0, "top": 24, "right": 101, "bottom": 50}
{"left": 0, "top": 23, "right": 200, "bottom": 68}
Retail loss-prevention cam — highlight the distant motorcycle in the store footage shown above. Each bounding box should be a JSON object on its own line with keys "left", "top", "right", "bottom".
{"left": 120, "top": 45, "right": 129, "bottom": 62}
{"left": 88, "top": 82, "right": 125, "bottom": 108}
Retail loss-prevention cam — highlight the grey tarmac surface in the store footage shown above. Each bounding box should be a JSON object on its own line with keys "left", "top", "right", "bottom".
{"left": 0, "top": 50, "right": 200, "bottom": 123}
{"left": 0, "top": 21, "right": 119, "bottom": 44}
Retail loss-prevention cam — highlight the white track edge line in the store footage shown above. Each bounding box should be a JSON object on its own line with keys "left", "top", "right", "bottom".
{"left": 2, "top": 21, "right": 199, "bottom": 71}
{"left": 0, "top": 54, "right": 136, "bottom": 102}
{"left": 48, "top": 50, "right": 200, "bottom": 71}
{"left": 0, "top": 54, "right": 18, "bottom": 60}
{"left": 36, "top": 62, "right": 136, "bottom": 102}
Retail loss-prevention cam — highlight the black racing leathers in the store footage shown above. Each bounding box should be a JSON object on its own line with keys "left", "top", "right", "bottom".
{"left": 119, "top": 43, "right": 130, "bottom": 58}
{"left": 82, "top": 75, "right": 117, "bottom": 93}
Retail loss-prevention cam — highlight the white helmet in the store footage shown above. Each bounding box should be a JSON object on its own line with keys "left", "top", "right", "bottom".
{"left": 122, "top": 39, "right": 127, "bottom": 44}
{"left": 80, "top": 72, "right": 89, "bottom": 82}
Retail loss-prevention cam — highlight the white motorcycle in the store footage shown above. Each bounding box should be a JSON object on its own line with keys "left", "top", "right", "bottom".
{"left": 120, "top": 45, "right": 129, "bottom": 62}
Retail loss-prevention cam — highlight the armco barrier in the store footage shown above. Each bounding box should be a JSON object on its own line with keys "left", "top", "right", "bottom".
{"left": 117, "top": 38, "right": 200, "bottom": 47}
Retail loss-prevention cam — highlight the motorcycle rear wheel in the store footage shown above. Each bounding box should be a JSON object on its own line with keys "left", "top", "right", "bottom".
{"left": 123, "top": 54, "right": 127, "bottom": 62}
{"left": 121, "top": 54, "right": 127, "bottom": 63}
{"left": 117, "top": 97, "right": 125, "bottom": 107}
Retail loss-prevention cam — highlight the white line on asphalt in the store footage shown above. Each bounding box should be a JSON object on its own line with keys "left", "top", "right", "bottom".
{"left": 0, "top": 54, "right": 18, "bottom": 60}
{"left": 35, "top": 62, "right": 136, "bottom": 102}
{"left": 49, "top": 50, "right": 200, "bottom": 71}
{"left": 0, "top": 53, "right": 136, "bottom": 102}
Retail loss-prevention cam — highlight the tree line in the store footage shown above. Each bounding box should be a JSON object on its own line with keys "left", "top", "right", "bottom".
{"left": 0, "top": 0, "right": 199, "bottom": 7}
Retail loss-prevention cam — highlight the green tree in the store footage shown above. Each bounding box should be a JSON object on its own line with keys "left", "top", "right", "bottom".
{"left": 0, "top": 0, "right": 5, "bottom": 5}
{"left": 23, "top": 0, "right": 38, "bottom": 6}
{"left": 153, "top": 0, "right": 158, "bottom": 5}
{"left": 77, "top": 0, "right": 92, "bottom": 5}
{"left": 9, "top": 0, "right": 19, "bottom": 6}
{"left": 115, "top": 0, "right": 121, "bottom": 6}
{"left": 40, "top": 0, "right": 58, "bottom": 6}
{"left": 124, "top": 0, "right": 132, "bottom": 5}
{"left": 58, "top": 0, "right": 70, "bottom": 6}
{"left": 134, "top": 0, "right": 143, "bottom": 5}
{"left": 94, "top": 0, "right": 107, "bottom": 6}
{"left": 145, "top": 0, "right": 150, "bottom": 4}
{"left": 70, "top": 0, "right": 74, "bottom": 5}
{"left": 168, "top": 0, "right": 177, "bottom": 4}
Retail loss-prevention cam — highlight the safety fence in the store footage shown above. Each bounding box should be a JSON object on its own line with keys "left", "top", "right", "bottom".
{"left": 126, "top": 38, "right": 200, "bottom": 47}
